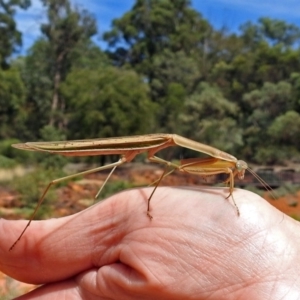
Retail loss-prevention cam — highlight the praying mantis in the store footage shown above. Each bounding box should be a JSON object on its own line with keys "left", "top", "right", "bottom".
{"left": 10, "top": 133, "right": 262, "bottom": 250}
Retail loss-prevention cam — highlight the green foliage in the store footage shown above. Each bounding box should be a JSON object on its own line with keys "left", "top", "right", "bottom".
{"left": 104, "top": 0, "right": 210, "bottom": 60}
{"left": 289, "top": 72, "right": 300, "bottom": 112}
{"left": 158, "top": 81, "right": 187, "bottom": 132}
{"left": 1, "top": 0, "right": 300, "bottom": 167}
{"left": 253, "top": 146, "right": 291, "bottom": 165}
{"left": 104, "top": 0, "right": 210, "bottom": 126}
{"left": 0, "top": 0, "right": 31, "bottom": 68}
{"left": 240, "top": 17, "right": 300, "bottom": 47}
{"left": 37, "top": 125, "right": 68, "bottom": 168}
{"left": 99, "top": 180, "right": 136, "bottom": 200}
{"left": 0, "top": 139, "right": 20, "bottom": 157}
{"left": 10, "top": 167, "right": 66, "bottom": 219}
{"left": 0, "top": 138, "right": 36, "bottom": 165}
{"left": 19, "top": 0, "right": 99, "bottom": 138}
{"left": 70, "top": 41, "right": 110, "bottom": 70}
{"left": 20, "top": 39, "right": 53, "bottom": 139}
{"left": 268, "top": 111, "right": 300, "bottom": 145}
{"left": 0, "top": 67, "right": 27, "bottom": 139}
{"left": 242, "top": 81, "right": 296, "bottom": 163}
{"left": 179, "top": 83, "right": 243, "bottom": 154}
{"left": 243, "top": 81, "right": 292, "bottom": 123}
{"left": 149, "top": 50, "right": 200, "bottom": 98}
{"left": 40, "top": 0, "right": 97, "bottom": 128}
{"left": 149, "top": 50, "right": 200, "bottom": 131}
{"left": 39, "top": 125, "right": 66, "bottom": 142}
{"left": 61, "top": 66, "right": 155, "bottom": 139}
{"left": 0, "top": 155, "right": 16, "bottom": 168}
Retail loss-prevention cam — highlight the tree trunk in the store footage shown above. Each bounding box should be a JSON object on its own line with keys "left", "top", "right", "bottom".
{"left": 49, "top": 53, "right": 64, "bottom": 127}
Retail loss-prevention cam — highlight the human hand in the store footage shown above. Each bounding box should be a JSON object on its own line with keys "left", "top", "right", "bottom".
{"left": 1, "top": 187, "right": 300, "bottom": 299}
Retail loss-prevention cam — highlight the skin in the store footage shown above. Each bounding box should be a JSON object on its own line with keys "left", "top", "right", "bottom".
{"left": 0, "top": 187, "right": 300, "bottom": 300}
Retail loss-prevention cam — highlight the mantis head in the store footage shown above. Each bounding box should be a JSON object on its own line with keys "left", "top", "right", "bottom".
{"left": 236, "top": 160, "right": 248, "bottom": 179}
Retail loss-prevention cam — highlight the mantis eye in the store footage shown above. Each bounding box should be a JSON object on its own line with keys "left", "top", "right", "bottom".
{"left": 236, "top": 160, "right": 248, "bottom": 171}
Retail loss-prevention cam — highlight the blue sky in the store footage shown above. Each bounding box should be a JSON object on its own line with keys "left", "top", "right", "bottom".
{"left": 15, "top": 0, "right": 300, "bottom": 53}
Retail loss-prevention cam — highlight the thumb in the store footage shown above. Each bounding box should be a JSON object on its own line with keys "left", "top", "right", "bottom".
{"left": 12, "top": 280, "right": 81, "bottom": 300}
{"left": 76, "top": 264, "right": 153, "bottom": 300}
{"left": 0, "top": 189, "right": 145, "bottom": 284}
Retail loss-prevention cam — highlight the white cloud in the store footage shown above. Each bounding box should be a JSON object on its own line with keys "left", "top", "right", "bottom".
{"left": 14, "top": 0, "right": 135, "bottom": 52}
{"left": 15, "top": 0, "right": 46, "bottom": 52}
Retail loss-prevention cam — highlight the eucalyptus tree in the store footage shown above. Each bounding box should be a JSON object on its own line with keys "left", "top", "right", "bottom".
{"left": 0, "top": 0, "right": 31, "bottom": 68}
{"left": 39, "top": 0, "right": 97, "bottom": 129}
{"left": 104, "top": 0, "right": 211, "bottom": 132}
